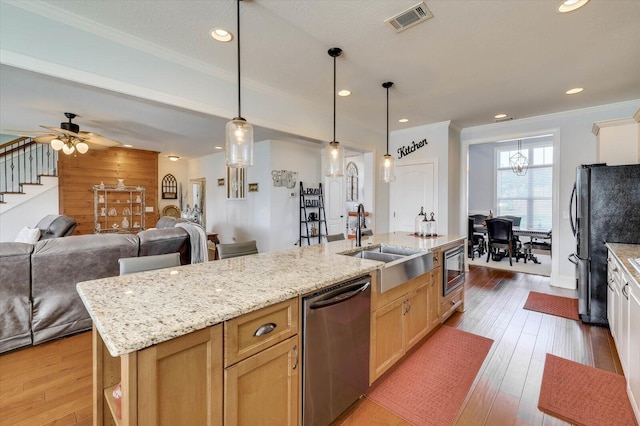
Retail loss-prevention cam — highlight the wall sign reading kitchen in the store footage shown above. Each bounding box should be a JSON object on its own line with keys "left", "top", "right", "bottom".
{"left": 398, "top": 138, "right": 428, "bottom": 159}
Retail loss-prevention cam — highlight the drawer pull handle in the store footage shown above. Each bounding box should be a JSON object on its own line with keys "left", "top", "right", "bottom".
{"left": 253, "top": 322, "right": 277, "bottom": 337}
{"left": 292, "top": 345, "right": 299, "bottom": 370}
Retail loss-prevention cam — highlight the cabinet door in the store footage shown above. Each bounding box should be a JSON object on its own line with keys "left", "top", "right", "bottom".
{"left": 427, "top": 269, "right": 441, "bottom": 331}
{"left": 620, "top": 276, "right": 631, "bottom": 376}
{"left": 405, "top": 283, "right": 430, "bottom": 350}
{"left": 607, "top": 256, "right": 618, "bottom": 339}
{"left": 225, "top": 335, "right": 299, "bottom": 426}
{"left": 137, "top": 325, "right": 223, "bottom": 426}
{"left": 628, "top": 280, "right": 640, "bottom": 419}
{"left": 370, "top": 297, "right": 405, "bottom": 382}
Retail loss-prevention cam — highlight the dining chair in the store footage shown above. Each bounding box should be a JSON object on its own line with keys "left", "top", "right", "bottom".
{"left": 497, "top": 215, "right": 522, "bottom": 226}
{"left": 217, "top": 240, "right": 258, "bottom": 259}
{"left": 467, "top": 218, "right": 485, "bottom": 259}
{"left": 118, "top": 252, "right": 181, "bottom": 275}
{"left": 485, "top": 218, "right": 524, "bottom": 266}
{"left": 326, "top": 233, "right": 346, "bottom": 242}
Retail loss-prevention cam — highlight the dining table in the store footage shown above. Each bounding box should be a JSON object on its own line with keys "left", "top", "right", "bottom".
{"left": 474, "top": 225, "right": 552, "bottom": 264}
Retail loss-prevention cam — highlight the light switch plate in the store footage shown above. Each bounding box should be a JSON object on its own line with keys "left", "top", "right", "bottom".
{"left": 145, "top": 206, "right": 154, "bottom": 212}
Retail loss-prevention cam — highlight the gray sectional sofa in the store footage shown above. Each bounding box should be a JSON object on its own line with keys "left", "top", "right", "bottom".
{"left": 0, "top": 223, "right": 191, "bottom": 353}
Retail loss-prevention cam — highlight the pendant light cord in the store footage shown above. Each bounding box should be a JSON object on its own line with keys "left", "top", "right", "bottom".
{"left": 237, "top": 0, "right": 242, "bottom": 118}
{"left": 386, "top": 85, "right": 389, "bottom": 155}
{"left": 332, "top": 54, "right": 336, "bottom": 142}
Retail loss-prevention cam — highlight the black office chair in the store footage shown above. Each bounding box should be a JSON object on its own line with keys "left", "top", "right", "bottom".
{"left": 485, "top": 218, "right": 524, "bottom": 266}
{"left": 467, "top": 218, "right": 485, "bottom": 259}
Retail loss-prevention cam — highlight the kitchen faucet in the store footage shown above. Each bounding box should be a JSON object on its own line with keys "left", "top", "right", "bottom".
{"left": 356, "top": 203, "right": 365, "bottom": 247}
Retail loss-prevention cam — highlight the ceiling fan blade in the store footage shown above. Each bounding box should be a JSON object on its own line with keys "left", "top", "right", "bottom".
{"left": 4, "top": 129, "right": 53, "bottom": 136}
{"left": 33, "top": 135, "right": 56, "bottom": 143}
{"left": 79, "top": 131, "right": 121, "bottom": 147}
{"left": 40, "top": 125, "right": 89, "bottom": 140}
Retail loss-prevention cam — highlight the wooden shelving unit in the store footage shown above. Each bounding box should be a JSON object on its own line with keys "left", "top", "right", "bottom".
{"left": 299, "top": 182, "right": 328, "bottom": 246}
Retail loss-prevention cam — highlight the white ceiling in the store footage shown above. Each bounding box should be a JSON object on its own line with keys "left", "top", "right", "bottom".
{"left": 1, "top": 0, "right": 640, "bottom": 159}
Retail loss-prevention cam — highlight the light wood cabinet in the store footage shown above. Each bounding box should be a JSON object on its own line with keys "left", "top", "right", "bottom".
{"left": 224, "top": 336, "right": 299, "bottom": 426}
{"left": 427, "top": 269, "right": 441, "bottom": 330}
{"left": 370, "top": 271, "right": 436, "bottom": 382}
{"left": 94, "top": 325, "right": 223, "bottom": 426}
{"left": 224, "top": 298, "right": 300, "bottom": 426}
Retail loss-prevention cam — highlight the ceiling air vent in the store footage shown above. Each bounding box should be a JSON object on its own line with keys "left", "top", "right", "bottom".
{"left": 385, "top": 2, "right": 433, "bottom": 33}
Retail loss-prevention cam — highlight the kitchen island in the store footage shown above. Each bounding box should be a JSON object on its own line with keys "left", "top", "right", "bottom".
{"left": 77, "top": 232, "right": 464, "bottom": 425}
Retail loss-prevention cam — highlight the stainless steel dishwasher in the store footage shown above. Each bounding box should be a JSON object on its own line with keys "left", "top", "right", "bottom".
{"left": 302, "top": 275, "right": 371, "bottom": 426}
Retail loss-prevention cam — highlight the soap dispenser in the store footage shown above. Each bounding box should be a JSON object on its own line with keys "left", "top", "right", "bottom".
{"left": 415, "top": 207, "right": 426, "bottom": 236}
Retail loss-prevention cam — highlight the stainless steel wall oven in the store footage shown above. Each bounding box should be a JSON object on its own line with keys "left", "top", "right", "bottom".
{"left": 443, "top": 244, "right": 465, "bottom": 295}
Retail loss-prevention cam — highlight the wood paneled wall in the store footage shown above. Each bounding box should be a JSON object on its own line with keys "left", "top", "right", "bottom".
{"left": 57, "top": 147, "right": 159, "bottom": 235}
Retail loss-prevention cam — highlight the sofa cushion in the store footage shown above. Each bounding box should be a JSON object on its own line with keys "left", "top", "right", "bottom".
{"left": 30, "top": 234, "right": 139, "bottom": 345}
{"left": 138, "top": 227, "right": 190, "bottom": 265}
{"left": 0, "top": 242, "right": 34, "bottom": 352}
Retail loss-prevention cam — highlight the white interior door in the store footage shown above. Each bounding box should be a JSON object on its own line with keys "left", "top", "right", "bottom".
{"left": 325, "top": 176, "right": 345, "bottom": 236}
{"left": 390, "top": 162, "right": 437, "bottom": 233}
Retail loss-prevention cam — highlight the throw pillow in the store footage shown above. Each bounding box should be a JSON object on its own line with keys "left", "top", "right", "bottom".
{"left": 14, "top": 226, "right": 41, "bottom": 244}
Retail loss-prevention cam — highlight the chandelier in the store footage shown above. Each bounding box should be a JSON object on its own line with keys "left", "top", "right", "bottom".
{"left": 510, "top": 140, "right": 528, "bottom": 176}
{"left": 50, "top": 136, "right": 89, "bottom": 155}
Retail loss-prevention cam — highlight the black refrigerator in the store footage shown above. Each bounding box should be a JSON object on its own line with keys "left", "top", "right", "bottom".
{"left": 570, "top": 163, "right": 640, "bottom": 325}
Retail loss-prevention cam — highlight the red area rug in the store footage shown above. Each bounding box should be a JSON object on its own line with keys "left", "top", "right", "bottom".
{"left": 523, "top": 291, "right": 579, "bottom": 321}
{"left": 366, "top": 326, "right": 493, "bottom": 426}
{"left": 539, "top": 354, "right": 637, "bottom": 426}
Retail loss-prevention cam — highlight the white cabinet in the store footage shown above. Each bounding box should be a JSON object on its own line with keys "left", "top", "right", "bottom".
{"left": 628, "top": 273, "right": 640, "bottom": 420}
{"left": 593, "top": 111, "right": 640, "bottom": 165}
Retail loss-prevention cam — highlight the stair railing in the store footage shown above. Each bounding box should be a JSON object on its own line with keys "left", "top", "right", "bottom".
{"left": 0, "top": 137, "right": 58, "bottom": 203}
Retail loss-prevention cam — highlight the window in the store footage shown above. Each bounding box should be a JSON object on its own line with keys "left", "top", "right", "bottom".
{"left": 496, "top": 142, "right": 552, "bottom": 229}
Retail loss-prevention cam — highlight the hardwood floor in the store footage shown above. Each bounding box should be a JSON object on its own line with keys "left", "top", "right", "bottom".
{"left": 0, "top": 265, "right": 621, "bottom": 425}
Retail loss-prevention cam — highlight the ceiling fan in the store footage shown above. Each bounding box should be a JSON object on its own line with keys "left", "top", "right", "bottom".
{"left": 8, "top": 112, "right": 121, "bottom": 155}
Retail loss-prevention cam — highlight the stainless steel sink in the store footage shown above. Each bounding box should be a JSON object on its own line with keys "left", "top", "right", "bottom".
{"left": 342, "top": 245, "right": 434, "bottom": 293}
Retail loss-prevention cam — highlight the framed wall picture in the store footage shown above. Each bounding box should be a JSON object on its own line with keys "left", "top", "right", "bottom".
{"left": 161, "top": 174, "right": 178, "bottom": 199}
{"left": 226, "top": 167, "right": 246, "bottom": 199}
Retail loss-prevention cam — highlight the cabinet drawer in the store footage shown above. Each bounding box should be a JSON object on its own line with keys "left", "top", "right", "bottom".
{"left": 440, "top": 286, "right": 464, "bottom": 321}
{"left": 224, "top": 298, "right": 298, "bottom": 367}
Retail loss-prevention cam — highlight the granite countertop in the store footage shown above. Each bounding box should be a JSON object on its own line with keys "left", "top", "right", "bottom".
{"left": 77, "top": 232, "right": 464, "bottom": 357}
{"left": 606, "top": 243, "right": 640, "bottom": 286}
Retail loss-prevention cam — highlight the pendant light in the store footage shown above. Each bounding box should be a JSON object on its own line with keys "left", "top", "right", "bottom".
{"left": 225, "top": 0, "right": 253, "bottom": 168}
{"left": 510, "top": 139, "right": 529, "bottom": 176}
{"left": 380, "top": 81, "right": 395, "bottom": 182}
{"left": 324, "top": 47, "right": 344, "bottom": 177}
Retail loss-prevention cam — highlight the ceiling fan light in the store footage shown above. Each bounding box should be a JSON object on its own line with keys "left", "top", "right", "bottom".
{"left": 61, "top": 143, "right": 75, "bottom": 155}
{"left": 50, "top": 138, "right": 64, "bottom": 151}
{"left": 225, "top": 117, "right": 254, "bottom": 168}
{"left": 324, "top": 141, "right": 344, "bottom": 177}
{"left": 75, "top": 142, "right": 89, "bottom": 154}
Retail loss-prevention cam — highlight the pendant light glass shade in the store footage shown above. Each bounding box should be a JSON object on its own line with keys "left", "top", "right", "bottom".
{"left": 226, "top": 117, "right": 254, "bottom": 167}
{"left": 61, "top": 143, "right": 75, "bottom": 155}
{"left": 225, "top": 0, "right": 253, "bottom": 168}
{"left": 379, "top": 82, "right": 395, "bottom": 182}
{"left": 324, "top": 141, "right": 344, "bottom": 177}
{"left": 324, "top": 47, "right": 344, "bottom": 177}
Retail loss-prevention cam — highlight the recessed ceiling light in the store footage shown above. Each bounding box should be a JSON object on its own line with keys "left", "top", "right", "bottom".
{"left": 211, "top": 28, "right": 233, "bottom": 42}
{"left": 123, "top": 144, "right": 133, "bottom": 148}
{"left": 494, "top": 113, "right": 508, "bottom": 119}
{"left": 557, "top": 0, "right": 590, "bottom": 13}
{"left": 168, "top": 155, "right": 179, "bottom": 161}
{"left": 566, "top": 87, "right": 584, "bottom": 95}
{"left": 214, "top": 146, "right": 223, "bottom": 150}
{"left": 398, "top": 118, "right": 409, "bottom": 123}
{"left": 338, "top": 90, "right": 351, "bottom": 97}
